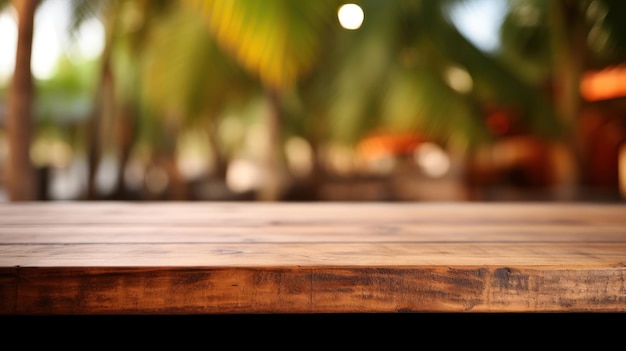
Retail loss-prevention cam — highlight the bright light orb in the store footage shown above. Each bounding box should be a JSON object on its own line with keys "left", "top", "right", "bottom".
{"left": 415, "top": 142, "right": 451, "bottom": 178}
{"left": 338, "top": 4, "right": 364, "bottom": 30}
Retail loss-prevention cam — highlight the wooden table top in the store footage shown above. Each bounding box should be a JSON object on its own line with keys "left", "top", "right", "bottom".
{"left": 1, "top": 202, "right": 625, "bottom": 314}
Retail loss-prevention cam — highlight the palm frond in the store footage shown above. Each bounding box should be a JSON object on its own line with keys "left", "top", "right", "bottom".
{"left": 420, "top": 0, "right": 563, "bottom": 139}
{"left": 184, "top": 0, "right": 339, "bottom": 91}
{"left": 68, "top": 0, "right": 109, "bottom": 32}
{"left": 141, "top": 3, "right": 255, "bottom": 126}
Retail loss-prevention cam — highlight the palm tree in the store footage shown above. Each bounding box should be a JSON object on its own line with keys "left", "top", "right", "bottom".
{"left": 499, "top": 0, "right": 626, "bottom": 197}
{"left": 288, "top": 0, "right": 561, "bottom": 199}
{"left": 67, "top": 0, "right": 117, "bottom": 199}
{"left": 69, "top": 0, "right": 176, "bottom": 200}
{"left": 185, "top": 0, "right": 342, "bottom": 200}
{"left": 180, "top": 0, "right": 563, "bottom": 201}
{"left": 139, "top": 2, "right": 258, "bottom": 198}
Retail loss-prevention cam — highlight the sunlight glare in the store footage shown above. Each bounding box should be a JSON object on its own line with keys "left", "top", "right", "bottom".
{"left": 444, "top": 65, "right": 473, "bottom": 94}
{"left": 0, "top": 10, "right": 17, "bottom": 83}
{"left": 338, "top": 4, "right": 364, "bottom": 30}
{"left": 75, "top": 17, "right": 105, "bottom": 60}
{"left": 227, "top": 159, "right": 262, "bottom": 193}
{"left": 32, "top": 0, "right": 65, "bottom": 80}
{"left": 415, "top": 142, "right": 451, "bottom": 178}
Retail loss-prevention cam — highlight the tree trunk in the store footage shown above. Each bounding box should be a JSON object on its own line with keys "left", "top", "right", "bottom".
{"left": 207, "top": 118, "right": 228, "bottom": 181}
{"left": 110, "top": 103, "right": 137, "bottom": 200}
{"left": 85, "top": 58, "right": 114, "bottom": 200}
{"left": 257, "top": 89, "right": 287, "bottom": 201}
{"left": 548, "top": 0, "right": 588, "bottom": 200}
{"left": 85, "top": 4, "right": 118, "bottom": 200}
{"left": 6, "top": 0, "right": 39, "bottom": 201}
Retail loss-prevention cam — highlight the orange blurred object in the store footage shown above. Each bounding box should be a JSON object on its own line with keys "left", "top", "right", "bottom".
{"left": 357, "top": 131, "right": 423, "bottom": 160}
{"left": 580, "top": 64, "right": 626, "bottom": 102}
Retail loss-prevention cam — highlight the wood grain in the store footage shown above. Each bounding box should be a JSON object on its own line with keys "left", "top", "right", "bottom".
{"left": 0, "top": 202, "right": 625, "bottom": 314}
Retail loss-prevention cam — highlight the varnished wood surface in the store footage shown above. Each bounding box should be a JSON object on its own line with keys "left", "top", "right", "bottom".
{"left": 0, "top": 202, "right": 625, "bottom": 314}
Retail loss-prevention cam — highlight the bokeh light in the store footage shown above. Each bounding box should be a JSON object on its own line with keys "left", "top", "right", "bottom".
{"left": 338, "top": 4, "right": 364, "bottom": 30}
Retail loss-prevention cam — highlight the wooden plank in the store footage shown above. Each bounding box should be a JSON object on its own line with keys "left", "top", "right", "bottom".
{"left": 1, "top": 202, "right": 625, "bottom": 225}
{"left": 1, "top": 203, "right": 624, "bottom": 243}
{"left": 1, "top": 243, "right": 626, "bottom": 266}
{"left": 3, "top": 266, "right": 624, "bottom": 314}
{"left": 0, "top": 224, "right": 625, "bottom": 243}
{"left": 0, "top": 202, "right": 625, "bottom": 314}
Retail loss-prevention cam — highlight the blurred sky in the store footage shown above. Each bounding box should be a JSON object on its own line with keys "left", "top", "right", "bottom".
{"left": 0, "top": 0, "right": 506, "bottom": 83}
{"left": 0, "top": 0, "right": 104, "bottom": 82}
{"left": 448, "top": 0, "right": 507, "bottom": 52}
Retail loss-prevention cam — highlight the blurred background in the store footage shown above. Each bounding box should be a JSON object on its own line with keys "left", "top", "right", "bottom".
{"left": 1, "top": 0, "right": 626, "bottom": 202}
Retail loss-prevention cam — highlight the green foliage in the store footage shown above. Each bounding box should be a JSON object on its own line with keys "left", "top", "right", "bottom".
{"left": 140, "top": 2, "right": 256, "bottom": 127}
{"left": 34, "top": 0, "right": 621, "bottom": 191}
{"left": 186, "top": 0, "right": 342, "bottom": 91}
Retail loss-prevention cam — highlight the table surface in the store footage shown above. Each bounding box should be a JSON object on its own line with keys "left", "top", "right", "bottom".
{"left": 1, "top": 202, "right": 625, "bottom": 314}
